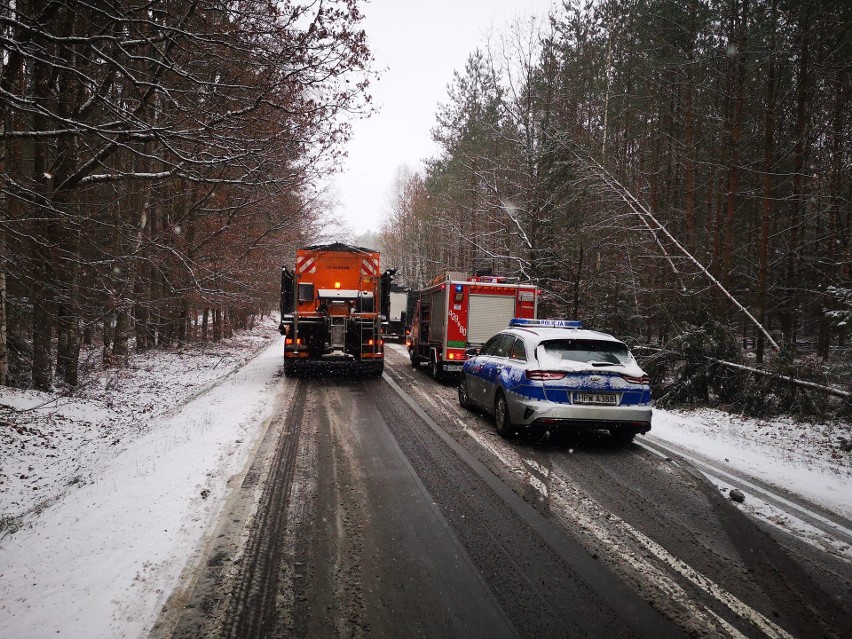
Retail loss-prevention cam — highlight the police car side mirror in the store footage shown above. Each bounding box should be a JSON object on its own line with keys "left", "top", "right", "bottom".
{"left": 465, "top": 347, "right": 481, "bottom": 357}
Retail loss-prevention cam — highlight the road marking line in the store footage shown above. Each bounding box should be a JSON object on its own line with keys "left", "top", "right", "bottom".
{"left": 698, "top": 468, "right": 852, "bottom": 561}
{"left": 460, "top": 427, "right": 795, "bottom": 639}
{"left": 461, "top": 433, "right": 746, "bottom": 637}
{"left": 523, "top": 458, "right": 550, "bottom": 477}
{"left": 528, "top": 474, "right": 549, "bottom": 499}
{"left": 638, "top": 440, "right": 852, "bottom": 543}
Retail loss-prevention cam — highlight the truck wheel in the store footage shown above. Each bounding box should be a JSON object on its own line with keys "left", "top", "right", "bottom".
{"left": 410, "top": 350, "right": 419, "bottom": 368}
{"left": 494, "top": 391, "right": 515, "bottom": 438}
{"left": 430, "top": 354, "right": 443, "bottom": 382}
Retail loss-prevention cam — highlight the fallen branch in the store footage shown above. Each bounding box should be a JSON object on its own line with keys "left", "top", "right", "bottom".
{"left": 634, "top": 346, "right": 849, "bottom": 399}
{"left": 572, "top": 151, "right": 780, "bottom": 353}
{"left": 704, "top": 357, "right": 850, "bottom": 399}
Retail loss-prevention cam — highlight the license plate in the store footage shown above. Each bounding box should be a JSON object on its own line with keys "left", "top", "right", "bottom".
{"left": 574, "top": 393, "right": 617, "bottom": 405}
{"left": 443, "top": 364, "right": 463, "bottom": 372}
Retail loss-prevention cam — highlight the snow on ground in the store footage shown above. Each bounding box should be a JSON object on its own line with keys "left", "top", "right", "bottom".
{"left": 1, "top": 316, "right": 289, "bottom": 638}
{"left": 0, "top": 325, "right": 850, "bottom": 638}
{"left": 649, "top": 408, "right": 852, "bottom": 520}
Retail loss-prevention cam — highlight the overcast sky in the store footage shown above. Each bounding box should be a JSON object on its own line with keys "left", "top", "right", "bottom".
{"left": 330, "top": 0, "right": 556, "bottom": 236}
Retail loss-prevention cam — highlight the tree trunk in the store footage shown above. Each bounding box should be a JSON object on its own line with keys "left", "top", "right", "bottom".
{"left": 683, "top": 0, "right": 698, "bottom": 250}
{"left": 177, "top": 300, "right": 188, "bottom": 346}
{"left": 573, "top": 247, "right": 584, "bottom": 320}
{"left": 0, "top": 248, "right": 6, "bottom": 387}
{"left": 783, "top": 12, "right": 812, "bottom": 349}
{"left": 113, "top": 308, "right": 130, "bottom": 360}
{"left": 202, "top": 307, "right": 209, "bottom": 343}
{"left": 30, "top": 46, "right": 54, "bottom": 390}
{"left": 102, "top": 314, "right": 114, "bottom": 366}
{"left": 0, "top": 146, "right": 7, "bottom": 386}
{"left": 722, "top": 0, "right": 748, "bottom": 291}
{"left": 756, "top": 0, "right": 777, "bottom": 364}
{"left": 213, "top": 308, "right": 222, "bottom": 341}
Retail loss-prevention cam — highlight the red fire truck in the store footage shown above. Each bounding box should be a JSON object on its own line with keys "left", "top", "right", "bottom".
{"left": 408, "top": 271, "right": 539, "bottom": 380}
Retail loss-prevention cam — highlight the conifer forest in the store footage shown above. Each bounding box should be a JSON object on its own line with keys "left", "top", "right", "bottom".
{"left": 378, "top": 0, "right": 850, "bottom": 417}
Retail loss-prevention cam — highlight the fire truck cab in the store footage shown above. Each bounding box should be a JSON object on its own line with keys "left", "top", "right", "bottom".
{"left": 408, "top": 271, "right": 539, "bottom": 380}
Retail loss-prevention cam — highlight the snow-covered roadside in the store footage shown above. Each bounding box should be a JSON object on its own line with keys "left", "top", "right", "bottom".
{"left": 649, "top": 408, "right": 852, "bottom": 520}
{"left": 0, "top": 322, "right": 288, "bottom": 638}
{"left": 1, "top": 317, "right": 280, "bottom": 520}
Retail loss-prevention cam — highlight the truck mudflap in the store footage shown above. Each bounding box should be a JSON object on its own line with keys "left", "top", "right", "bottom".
{"left": 283, "top": 358, "right": 383, "bottom": 378}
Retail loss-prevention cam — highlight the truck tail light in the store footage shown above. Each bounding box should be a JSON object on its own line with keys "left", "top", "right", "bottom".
{"left": 622, "top": 374, "right": 649, "bottom": 384}
{"left": 525, "top": 370, "right": 567, "bottom": 380}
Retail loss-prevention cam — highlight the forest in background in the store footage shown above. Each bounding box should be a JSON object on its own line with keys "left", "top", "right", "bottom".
{"left": 0, "top": 0, "right": 371, "bottom": 389}
{"left": 378, "top": 0, "right": 850, "bottom": 417}
{"left": 1, "top": 0, "right": 848, "bottom": 419}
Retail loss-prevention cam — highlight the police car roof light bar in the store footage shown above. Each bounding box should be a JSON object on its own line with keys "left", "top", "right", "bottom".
{"left": 509, "top": 318, "right": 583, "bottom": 329}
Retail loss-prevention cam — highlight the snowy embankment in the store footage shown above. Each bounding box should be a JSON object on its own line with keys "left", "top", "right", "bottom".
{"left": 649, "top": 409, "right": 852, "bottom": 521}
{"left": 1, "top": 317, "right": 287, "bottom": 638}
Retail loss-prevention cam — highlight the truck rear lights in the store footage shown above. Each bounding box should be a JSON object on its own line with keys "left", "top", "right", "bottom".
{"left": 525, "top": 370, "right": 568, "bottom": 380}
{"left": 285, "top": 338, "right": 302, "bottom": 345}
{"left": 622, "top": 374, "right": 649, "bottom": 384}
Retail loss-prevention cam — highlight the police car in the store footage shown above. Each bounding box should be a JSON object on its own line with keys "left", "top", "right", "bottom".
{"left": 458, "top": 318, "right": 652, "bottom": 443}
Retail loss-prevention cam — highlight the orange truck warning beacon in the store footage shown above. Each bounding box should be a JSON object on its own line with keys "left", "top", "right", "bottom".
{"left": 278, "top": 243, "right": 394, "bottom": 376}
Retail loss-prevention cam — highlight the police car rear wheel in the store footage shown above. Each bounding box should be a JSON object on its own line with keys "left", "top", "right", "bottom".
{"left": 458, "top": 376, "right": 472, "bottom": 408}
{"left": 494, "top": 392, "right": 514, "bottom": 438}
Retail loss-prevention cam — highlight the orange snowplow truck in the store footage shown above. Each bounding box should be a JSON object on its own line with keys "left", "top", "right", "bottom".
{"left": 279, "top": 243, "right": 393, "bottom": 376}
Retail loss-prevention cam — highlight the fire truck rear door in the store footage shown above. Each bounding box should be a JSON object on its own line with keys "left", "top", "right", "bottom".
{"left": 467, "top": 294, "right": 516, "bottom": 345}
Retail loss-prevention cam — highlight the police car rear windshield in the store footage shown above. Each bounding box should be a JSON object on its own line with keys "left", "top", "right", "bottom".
{"left": 539, "top": 339, "right": 630, "bottom": 365}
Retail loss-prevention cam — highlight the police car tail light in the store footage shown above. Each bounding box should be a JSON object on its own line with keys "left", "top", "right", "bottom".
{"left": 622, "top": 374, "right": 649, "bottom": 384}
{"left": 526, "top": 370, "right": 567, "bottom": 380}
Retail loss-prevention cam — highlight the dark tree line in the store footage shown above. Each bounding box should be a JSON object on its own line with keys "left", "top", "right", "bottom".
{"left": 379, "top": 0, "right": 850, "bottom": 375}
{"left": 1, "top": 0, "right": 372, "bottom": 388}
